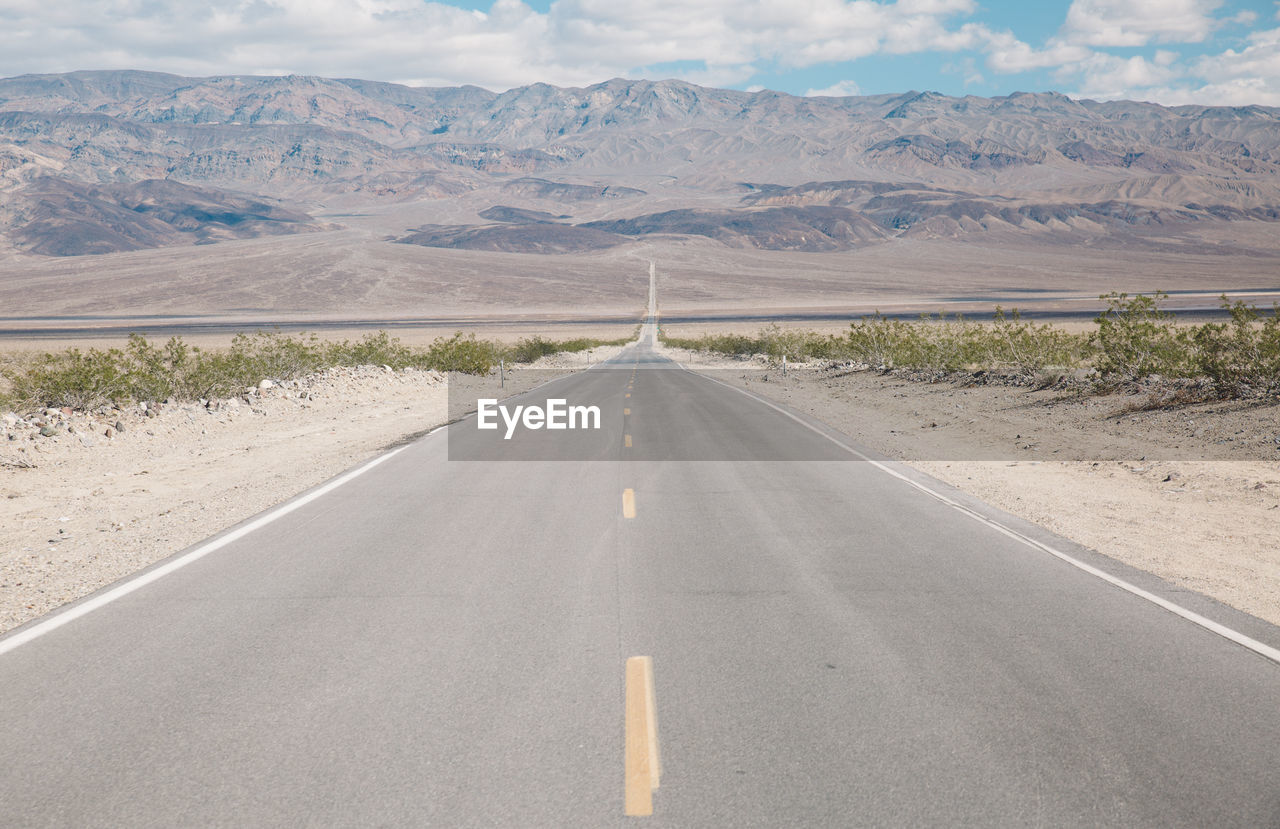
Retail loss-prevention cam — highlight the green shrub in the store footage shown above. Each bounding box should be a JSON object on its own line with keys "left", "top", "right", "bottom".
{"left": 5, "top": 346, "right": 130, "bottom": 410}
{"left": 423, "top": 332, "right": 500, "bottom": 374}
{"left": 983, "top": 307, "right": 1092, "bottom": 374}
{"left": 845, "top": 313, "right": 914, "bottom": 368}
{"left": 327, "top": 331, "right": 414, "bottom": 368}
{"left": 228, "top": 331, "right": 326, "bottom": 381}
{"left": 506, "top": 336, "right": 560, "bottom": 363}
{"left": 1192, "top": 296, "right": 1280, "bottom": 396}
{"left": 666, "top": 310, "right": 1092, "bottom": 376}
{"left": 1094, "top": 292, "right": 1193, "bottom": 382}
{"left": 660, "top": 331, "right": 765, "bottom": 356}
{"left": 3, "top": 327, "right": 629, "bottom": 414}
{"left": 0, "top": 328, "right": 518, "bottom": 414}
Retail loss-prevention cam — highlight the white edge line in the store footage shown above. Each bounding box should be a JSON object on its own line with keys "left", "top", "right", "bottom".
{"left": 694, "top": 368, "right": 1280, "bottom": 666}
{"left": 0, "top": 443, "right": 413, "bottom": 658}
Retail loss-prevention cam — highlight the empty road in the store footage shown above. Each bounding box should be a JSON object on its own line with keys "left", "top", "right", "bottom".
{"left": 1, "top": 307, "right": 1279, "bottom": 826}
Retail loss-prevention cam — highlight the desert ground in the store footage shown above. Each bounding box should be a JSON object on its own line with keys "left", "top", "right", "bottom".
{"left": 5, "top": 221, "right": 1280, "bottom": 341}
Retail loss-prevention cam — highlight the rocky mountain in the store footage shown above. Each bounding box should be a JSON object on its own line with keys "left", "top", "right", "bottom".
{"left": 2, "top": 178, "right": 327, "bottom": 256}
{"left": 2, "top": 70, "right": 1279, "bottom": 255}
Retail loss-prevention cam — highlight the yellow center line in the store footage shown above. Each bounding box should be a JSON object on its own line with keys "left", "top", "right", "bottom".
{"left": 624, "top": 656, "right": 661, "bottom": 816}
{"left": 624, "top": 408, "right": 631, "bottom": 415}
{"left": 622, "top": 488, "right": 636, "bottom": 519}
{"left": 626, "top": 393, "right": 631, "bottom": 398}
{"left": 625, "top": 434, "right": 632, "bottom": 448}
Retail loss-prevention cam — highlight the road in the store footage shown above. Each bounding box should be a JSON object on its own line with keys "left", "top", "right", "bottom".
{"left": 7, "top": 284, "right": 1279, "bottom": 340}
{"left": 1, "top": 279, "right": 1279, "bottom": 826}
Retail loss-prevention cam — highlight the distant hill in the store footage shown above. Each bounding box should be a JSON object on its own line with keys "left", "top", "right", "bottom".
{"left": 0, "top": 178, "right": 328, "bottom": 256}
{"left": 2, "top": 70, "right": 1280, "bottom": 255}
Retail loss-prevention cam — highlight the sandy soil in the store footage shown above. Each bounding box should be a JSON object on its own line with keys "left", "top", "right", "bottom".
{"left": 662, "top": 345, "right": 1280, "bottom": 627}
{"left": 0, "top": 347, "right": 624, "bottom": 634}
{"left": 5, "top": 226, "right": 1280, "bottom": 337}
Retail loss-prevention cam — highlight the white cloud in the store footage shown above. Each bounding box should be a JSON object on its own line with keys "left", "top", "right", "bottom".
{"left": 1178, "top": 26, "right": 1280, "bottom": 104}
{"left": 971, "top": 0, "right": 1280, "bottom": 105}
{"left": 0, "top": 0, "right": 988, "bottom": 90}
{"left": 1062, "top": 0, "right": 1224, "bottom": 47}
{"left": 975, "top": 0, "right": 1226, "bottom": 83}
{"left": 1045, "top": 26, "right": 1280, "bottom": 106}
{"left": 943, "top": 56, "right": 985, "bottom": 86}
{"left": 1064, "top": 52, "right": 1185, "bottom": 99}
{"left": 981, "top": 29, "right": 1093, "bottom": 73}
{"left": 805, "top": 79, "right": 862, "bottom": 96}
{"left": 2, "top": 0, "right": 1279, "bottom": 107}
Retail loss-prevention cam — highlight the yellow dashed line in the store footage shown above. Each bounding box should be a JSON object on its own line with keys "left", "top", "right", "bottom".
{"left": 625, "top": 434, "right": 632, "bottom": 448}
{"left": 624, "top": 408, "right": 631, "bottom": 415}
{"left": 622, "top": 488, "right": 636, "bottom": 519}
{"left": 624, "top": 656, "right": 661, "bottom": 816}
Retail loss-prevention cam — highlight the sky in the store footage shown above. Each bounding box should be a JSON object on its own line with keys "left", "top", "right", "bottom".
{"left": 2, "top": 0, "right": 1280, "bottom": 105}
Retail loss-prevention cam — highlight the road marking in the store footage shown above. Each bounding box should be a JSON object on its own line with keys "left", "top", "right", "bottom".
{"left": 626, "top": 393, "right": 631, "bottom": 398}
{"left": 624, "top": 408, "right": 631, "bottom": 415}
{"left": 644, "top": 658, "right": 661, "bottom": 786}
{"left": 625, "top": 655, "right": 661, "bottom": 816}
{"left": 696, "top": 371, "right": 1280, "bottom": 667}
{"left": 625, "top": 434, "right": 633, "bottom": 448}
{"left": 622, "top": 488, "right": 637, "bottom": 519}
{"left": 0, "top": 445, "right": 411, "bottom": 657}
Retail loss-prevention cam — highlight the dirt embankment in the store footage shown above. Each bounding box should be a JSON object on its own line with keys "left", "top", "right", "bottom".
{"left": 664, "top": 346, "right": 1280, "bottom": 627}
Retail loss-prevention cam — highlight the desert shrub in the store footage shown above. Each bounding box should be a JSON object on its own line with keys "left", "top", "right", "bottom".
{"left": 227, "top": 331, "right": 326, "bottom": 381}
{"left": 550, "top": 335, "right": 632, "bottom": 353}
{"left": 1192, "top": 296, "right": 1280, "bottom": 397}
{"left": 667, "top": 309, "right": 1091, "bottom": 376}
{"left": 506, "top": 336, "right": 560, "bottom": 363}
{"left": 0, "top": 328, "right": 533, "bottom": 413}
{"left": 661, "top": 326, "right": 842, "bottom": 361}
{"left": 327, "top": 331, "right": 414, "bottom": 368}
{"left": 5, "top": 346, "right": 130, "bottom": 410}
{"left": 702, "top": 333, "right": 765, "bottom": 355}
{"left": 422, "top": 332, "right": 500, "bottom": 374}
{"left": 903, "top": 316, "right": 970, "bottom": 371}
{"left": 1094, "top": 292, "right": 1193, "bottom": 382}
{"left": 845, "top": 313, "right": 914, "bottom": 368}
{"left": 845, "top": 314, "right": 974, "bottom": 371}
{"left": 180, "top": 347, "right": 264, "bottom": 399}
{"left": 122, "top": 333, "right": 213, "bottom": 401}
{"left": 758, "top": 324, "right": 848, "bottom": 361}
{"left": 660, "top": 331, "right": 765, "bottom": 356}
{"left": 981, "top": 307, "right": 1092, "bottom": 374}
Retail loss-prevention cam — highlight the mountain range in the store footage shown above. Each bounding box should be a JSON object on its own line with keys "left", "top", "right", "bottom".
{"left": 2, "top": 70, "right": 1280, "bottom": 256}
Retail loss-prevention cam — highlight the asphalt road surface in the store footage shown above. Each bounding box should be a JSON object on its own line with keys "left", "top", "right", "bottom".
{"left": 2, "top": 315, "right": 1279, "bottom": 826}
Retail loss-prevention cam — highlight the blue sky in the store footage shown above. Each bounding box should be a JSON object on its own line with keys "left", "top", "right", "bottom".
{"left": 3, "top": 1, "right": 1280, "bottom": 104}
